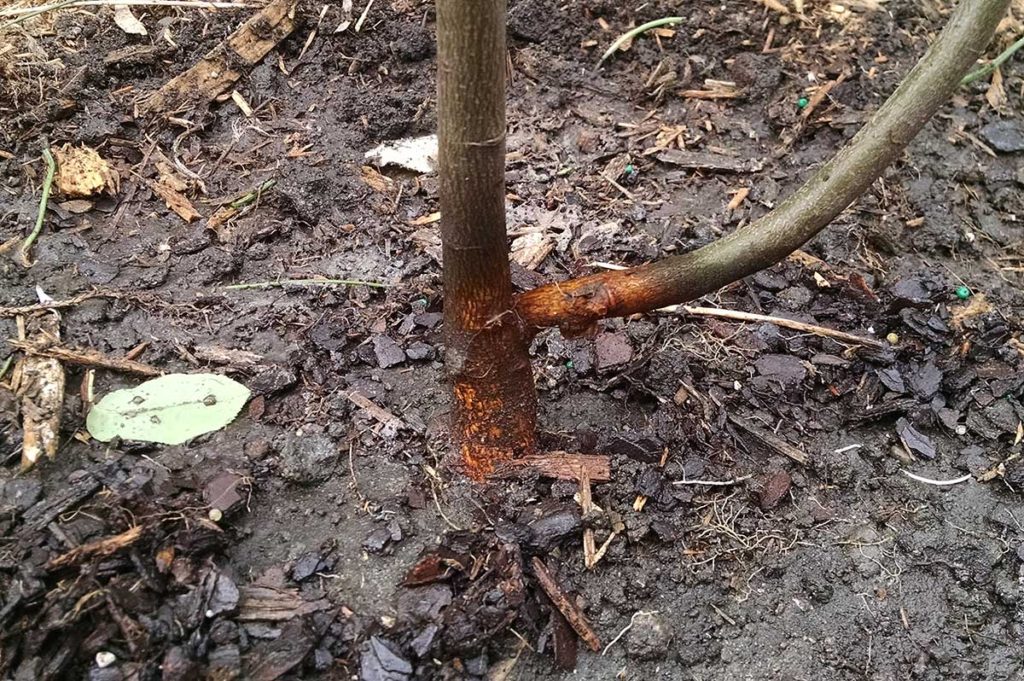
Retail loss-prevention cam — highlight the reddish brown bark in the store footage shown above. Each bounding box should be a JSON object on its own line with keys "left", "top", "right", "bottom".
{"left": 437, "top": 0, "right": 537, "bottom": 478}
{"left": 515, "top": 0, "right": 1009, "bottom": 335}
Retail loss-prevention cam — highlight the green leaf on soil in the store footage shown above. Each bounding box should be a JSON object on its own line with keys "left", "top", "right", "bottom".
{"left": 86, "top": 373, "right": 250, "bottom": 445}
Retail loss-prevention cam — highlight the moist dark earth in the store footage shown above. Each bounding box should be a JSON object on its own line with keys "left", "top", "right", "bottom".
{"left": 2, "top": 0, "right": 1024, "bottom": 679}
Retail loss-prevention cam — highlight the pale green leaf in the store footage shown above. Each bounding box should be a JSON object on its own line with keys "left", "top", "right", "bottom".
{"left": 87, "top": 373, "right": 250, "bottom": 445}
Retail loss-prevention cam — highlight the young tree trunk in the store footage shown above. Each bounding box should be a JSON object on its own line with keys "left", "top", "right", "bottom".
{"left": 515, "top": 0, "right": 1009, "bottom": 334}
{"left": 437, "top": 0, "right": 537, "bottom": 478}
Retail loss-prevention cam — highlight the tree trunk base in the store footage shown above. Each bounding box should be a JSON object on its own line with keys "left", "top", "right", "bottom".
{"left": 450, "top": 322, "right": 537, "bottom": 480}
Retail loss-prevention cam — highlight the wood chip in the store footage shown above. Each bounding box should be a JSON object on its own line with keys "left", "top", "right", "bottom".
{"left": 656, "top": 148, "right": 762, "bottom": 173}
{"left": 18, "top": 314, "right": 65, "bottom": 471}
{"left": 137, "top": 0, "right": 298, "bottom": 117}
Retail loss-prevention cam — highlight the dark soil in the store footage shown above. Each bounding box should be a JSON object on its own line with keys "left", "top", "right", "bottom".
{"left": 2, "top": 0, "right": 1024, "bottom": 679}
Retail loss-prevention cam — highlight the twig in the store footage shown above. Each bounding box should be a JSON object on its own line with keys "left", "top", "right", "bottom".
{"left": 343, "top": 390, "right": 406, "bottom": 432}
{"left": 961, "top": 34, "right": 1024, "bottom": 85}
{"left": 531, "top": 557, "right": 601, "bottom": 652}
{"left": 0, "top": 0, "right": 251, "bottom": 16}
{"left": 598, "top": 17, "right": 683, "bottom": 66}
{"left": 672, "top": 474, "right": 753, "bottom": 487}
{"left": 579, "top": 468, "right": 597, "bottom": 569}
{"left": 46, "top": 525, "right": 144, "bottom": 570}
{"left": 667, "top": 305, "right": 885, "bottom": 349}
{"left": 0, "top": 290, "right": 120, "bottom": 318}
{"left": 223, "top": 278, "right": 388, "bottom": 290}
{"left": 230, "top": 179, "right": 276, "bottom": 208}
{"left": 354, "top": 0, "right": 373, "bottom": 31}
{"left": 901, "top": 470, "right": 973, "bottom": 486}
{"left": 9, "top": 340, "right": 163, "bottom": 376}
{"left": 19, "top": 149, "right": 55, "bottom": 266}
{"left": 602, "top": 610, "right": 658, "bottom": 656}
{"left": 728, "top": 414, "right": 809, "bottom": 464}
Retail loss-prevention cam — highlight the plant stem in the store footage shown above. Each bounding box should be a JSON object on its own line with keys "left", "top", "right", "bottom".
{"left": 517, "top": 0, "right": 1011, "bottom": 334}
{"left": 19, "top": 148, "right": 55, "bottom": 266}
{"left": 598, "top": 17, "right": 683, "bottom": 66}
{"left": 961, "top": 34, "right": 1024, "bottom": 85}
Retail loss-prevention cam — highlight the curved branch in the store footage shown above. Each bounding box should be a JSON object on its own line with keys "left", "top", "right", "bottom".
{"left": 516, "top": 0, "right": 1010, "bottom": 334}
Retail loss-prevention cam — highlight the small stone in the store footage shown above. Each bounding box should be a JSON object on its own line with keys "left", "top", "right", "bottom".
{"left": 360, "top": 636, "right": 412, "bottom": 681}
{"left": 279, "top": 434, "right": 339, "bottom": 485}
{"left": 404, "top": 342, "right": 435, "bottom": 361}
{"left": 980, "top": 120, "right": 1024, "bottom": 153}
{"left": 95, "top": 652, "right": 116, "bottom": 669}
{"left": 896, "top": 418, "right": 936, "bottom": 460}
{"left": 2, "top": 479, "right": 42, "bottom": 512}
{"left": 754, "top": 353, "right": 807, "bottom": 386}
{"left": 292, "top": 552, "right": 322, "bottom": 582}
{"left": 595, "top": 332, "right": 633, "bottom": 370}
{"left": 206, "top": 573, "right": 239, "bottom": 617}
{"left": 373, "top": 335, "right": 406, "bottom": 368}
{"left": 363, "top": 527, "right": 392, "bottom": 554}
{"left": 759, "top": 470, "right": 792, "bottom": 510}
{"left": 249, "top": 365, "right": 297, "bottom": 395}
{"left": 626, "top": 612, "right": 674, "bottom": 661}
{"left": 203, "top": 472, "right": 245, "bottom": 514}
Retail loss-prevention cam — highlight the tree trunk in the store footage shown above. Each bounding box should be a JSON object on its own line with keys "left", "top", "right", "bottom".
{"left": 437, "top": 0, "right": 537, "bottom": 478}
{"left": 515, "top": 0, "right": 1010, "bottom": 334}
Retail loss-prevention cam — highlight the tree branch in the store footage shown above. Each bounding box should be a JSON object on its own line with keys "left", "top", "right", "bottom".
{"left": 516, "top": 0, "right": 1010, "bottom": 334}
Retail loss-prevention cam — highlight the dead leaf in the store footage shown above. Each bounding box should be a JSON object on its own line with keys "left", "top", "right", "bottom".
{"left": 54, "top": 144, "right": 119, "bottom": 198}
{"left": 406, "top": 211, "right": 441, "bottom": 226}
{"left": 114, "top": 5, "right": 148, "bottom": 35}
{"left": 510, "top": 232, "right": 554, "bottom": 270}
{"left": 360, "top": 165, "right": 394, "bottom": 194}
{"left": 149, "top": 180, "right": 201, "bottom": 222}
{"left": 985, "top": 67, "right": 1007, "bottom": 109}
{"left": 951, "top": 293, "right": 993, "bottom": 329}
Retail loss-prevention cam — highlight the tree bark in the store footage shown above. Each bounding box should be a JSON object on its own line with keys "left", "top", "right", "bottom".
{"left": 515, "top": 0, "right": 1010, "bottom": 334}
{"left": 437, "top": 0, "right": 537, "bottom": 478}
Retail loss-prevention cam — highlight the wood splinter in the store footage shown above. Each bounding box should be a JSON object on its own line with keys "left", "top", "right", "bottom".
{"left": 531, "top": 557, "right": 601, "bottom": 652}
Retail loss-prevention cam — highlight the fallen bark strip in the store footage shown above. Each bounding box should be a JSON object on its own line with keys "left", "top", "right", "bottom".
{"left": 9, "top": 340, "right": 163, "bottom": 377}
{"left": 531, "top": 557, "right": 601, "bottom": 652}
{"left": 515, "top": 0, "right": 1010, "bottom": 334}
{"left": 137, "top": 0, "right": 297, "bottom": 117}
{"left": 494, "top": 452, "right": 611, "bottom": 482}
{"left": 0, "top": 291, "right": 122, "bottom": 318}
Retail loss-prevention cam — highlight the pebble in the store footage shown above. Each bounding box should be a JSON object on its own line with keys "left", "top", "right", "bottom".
{"left": 279, "top": 434, "right": 339, "bottom": 485}
{"left": 373, "top": 335, "right": 406, "bottom": 368}
{"left": 626, "top": 612, "right": 674, "bottom": 660}
{"left": 980, "top": 120, "right": 1024, "bottom": 153}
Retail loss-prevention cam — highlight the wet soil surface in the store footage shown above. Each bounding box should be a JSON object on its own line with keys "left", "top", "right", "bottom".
{"left": 2, "top": 0, "right": 1024, "bottom": 679}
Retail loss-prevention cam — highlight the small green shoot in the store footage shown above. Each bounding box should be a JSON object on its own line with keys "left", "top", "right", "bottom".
{"left": 598, "top": 17, "right": 683, "bottom": 67}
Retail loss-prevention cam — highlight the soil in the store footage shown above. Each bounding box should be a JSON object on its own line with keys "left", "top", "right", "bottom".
{"left": 2, "top": 0, "right": 1024, "bottom": 679}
